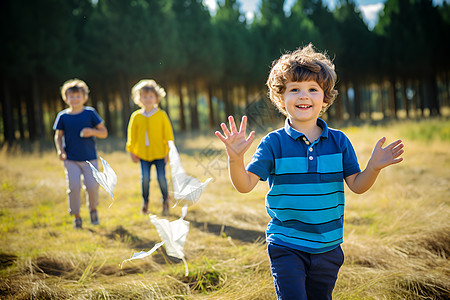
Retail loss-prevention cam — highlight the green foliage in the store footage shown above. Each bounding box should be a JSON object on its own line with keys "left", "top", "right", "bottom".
{"left": 1, "top": 0, "right": 449, "bottom": 144}
{"left": 214, "top": 0, "right": 252, "bottom": 85}
{"left": 333, "top": 0, "right": 375, "bottom": 80}
{"left": 171, "top": 0, "right": 219, "bottom": 80}
{"left": 375, "top": 0, "right": 446, "bottom": 76}
{"left": 0, "top": 0, "right": 86, "bottom": 79}
{"left": 2, "top": 0, "right": 448, "bottom": 84}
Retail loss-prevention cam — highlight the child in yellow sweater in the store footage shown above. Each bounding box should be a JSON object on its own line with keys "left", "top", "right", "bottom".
{"left": 126, "top": 80, "right": 174, "bottom": 215}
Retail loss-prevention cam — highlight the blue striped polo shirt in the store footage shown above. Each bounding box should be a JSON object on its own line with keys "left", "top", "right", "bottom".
{"left": 247, "top": 118, "right": 360, "bottom": 254}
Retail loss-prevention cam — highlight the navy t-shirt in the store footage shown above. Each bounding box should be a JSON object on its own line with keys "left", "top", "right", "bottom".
{"left": 53, "top": 107, "right": 103, "bottom": 161}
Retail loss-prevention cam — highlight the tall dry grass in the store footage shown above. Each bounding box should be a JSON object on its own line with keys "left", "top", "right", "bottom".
{"left": 0, "top": 119, "right": 449, "bottom": 299}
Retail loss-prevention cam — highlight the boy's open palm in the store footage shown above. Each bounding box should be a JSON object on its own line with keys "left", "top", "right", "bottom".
{"left": 215, "top": 116, "right": 255, "bottom": 160}
{"left": 368, "top": 137, "right": 404, "bottom": 171}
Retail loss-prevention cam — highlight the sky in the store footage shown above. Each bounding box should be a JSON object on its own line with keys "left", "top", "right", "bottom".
{"left": 204, "top": 0, "right": 387, "bottom": 29}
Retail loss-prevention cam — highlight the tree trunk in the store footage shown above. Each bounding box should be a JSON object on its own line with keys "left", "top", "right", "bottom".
{"left": 90, "top": 88, "right": 98, "bottom": 110}
{"left": 411, "top": 80, "right": 419, "bottom": 117}
{"left": 427, "top": 74, "right": 440, "bottom": 116}
{"left": 335, "top": 94, "right": 343, "bottom": 120}
{"left": 223, "top": 83, "right": 234, "bottom": 117}
{"left": 334, "top": 84, "right": 343, "bottom": 120}
{"left": 444, "top": 70, "right": 450, "bottom": 107}
{"left": 353, "top": 83, "right": 361, "bottom": 120}
{"left": 366, "top": 86, "right": 372, "bottom": 120}
{"left": 101, "top": 87, "right": 113, "bottom": 134}
{"left": 177, "top": 78, "right": 186, "bottom": 131}
{"left": 377, "top": 80, "right": 386, "bottom": 118}
{"left": 207, "top": 85, "right": 215, "bottom": 129}
{"left": 401, "top": 78, "right": 409, "bottom": 118}
{"left": 17, "top": 94, "right": 25, "bottom": 140}
{"left": 1, "top": 80, "right": 15, "bottom": 145}
{"left": 48, "top": 90, "right": 58, "bottom": 136}
{"left": 342, "top": 83, "right": 353, "bottom": 120}
{"left": 188, "top": 82, "right": 199, "bottom": 130}
{"left": 388, "top": 77, "right": 398, "bottom": 119}
{"left": 164, "top": 86, "right": 170, "bottom": 118}
{"left": 119, "top": 74, "right": 131, "bottom": 137}
{"left": 161, "top": 80, "right": 169, "bottom": 117}
{"left": 418, "top": 80, "right": 425, "bottom": 117}
{"left": 25, "top": 82, "right": 36, "bottom": 140}
{"left": 32, "top": 75, "right": 44, "bottom": 138}
{"left": 244, "top": 84, "right": 250, "bottom": 108}
{"left": 42, "top": 86, "right": 52, "bottom": 139}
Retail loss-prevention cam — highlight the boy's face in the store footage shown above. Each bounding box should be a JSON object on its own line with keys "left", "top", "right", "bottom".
{"left": 66, "top": 91, "right": 87, "bottom": 110}
{"left": 283, "top": 81, "right": 327, "bottom": 126}
{"left": 139, "top": 90, "right": 158, "bottom": 109}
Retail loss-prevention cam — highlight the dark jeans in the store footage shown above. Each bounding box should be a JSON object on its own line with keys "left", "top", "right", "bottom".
{"left": 140, "top": 158, "right": 168, "bottom": 204}
{"left": 268, "top": 243, "right": 344, "bottom": 300}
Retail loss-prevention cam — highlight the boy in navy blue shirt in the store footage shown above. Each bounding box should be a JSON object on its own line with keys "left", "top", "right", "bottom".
{"left": 215, "top": 44, "right": 404, "bottom": 299}
{"left": 54, "top": 79, "right": 108, "bottom": 229}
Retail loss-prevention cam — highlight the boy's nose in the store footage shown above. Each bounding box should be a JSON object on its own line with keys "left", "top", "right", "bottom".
{"left": 298, "top": 90, "right": 309, "bottom": 98}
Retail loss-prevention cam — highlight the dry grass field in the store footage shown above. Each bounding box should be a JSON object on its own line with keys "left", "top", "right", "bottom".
{"left": 0, "top": 119, "right": 449, "bottom": 299}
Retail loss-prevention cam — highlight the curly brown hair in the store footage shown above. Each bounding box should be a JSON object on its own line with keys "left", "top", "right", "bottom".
{"left": 266, "top": 44, "right": 338, "bottom": 116}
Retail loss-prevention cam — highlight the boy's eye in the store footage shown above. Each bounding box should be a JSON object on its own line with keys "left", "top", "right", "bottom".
{"left": 309, "top": 88, "right": 318, "bottom": 92}
{"left": 290, "top": 88, "right": 299, "bottom": 92}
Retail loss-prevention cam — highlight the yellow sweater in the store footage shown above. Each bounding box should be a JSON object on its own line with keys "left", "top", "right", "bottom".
{"left": 126, "top": 109, "right": 174, "bottom": 161}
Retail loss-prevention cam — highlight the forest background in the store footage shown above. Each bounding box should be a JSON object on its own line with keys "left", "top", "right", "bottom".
{"left": 1, "top": 0, "right": 450, "bottom": 144}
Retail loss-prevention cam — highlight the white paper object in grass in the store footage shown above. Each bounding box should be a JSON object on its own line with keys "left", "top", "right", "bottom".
{"left": 120, "top": 241, "right": 165, "bottom": 269}
{"left": 168, "top": 141, "right": 212, "bottom": 207}
{"left": 86, "top": 157, "right": 117, "bottom": 206}
{"left": 150, "top": 204, "right": 189, "bottom": 259}
{"left": 120, "top": 205, "right": 190, "bottom": 276}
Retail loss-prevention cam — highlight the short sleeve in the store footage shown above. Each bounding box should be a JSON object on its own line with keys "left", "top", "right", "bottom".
{"left": 342, "top": 135, "right": 361, "bottom": 178}
{"left": 53, "top": 111, "right": 65, "bottom": 131}
{"left": 246, "top": 135, "right": 275, "bottom": 181}
{"left": 90, "top": 108, "right": 103, "bottom": 127}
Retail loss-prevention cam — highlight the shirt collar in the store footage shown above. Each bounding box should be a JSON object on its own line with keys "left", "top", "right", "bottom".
{"left": 141, "top": 107, "right": 158, "bottom": 117}
{"left": 284, "top": 118, "right": 329, "bottom": 141}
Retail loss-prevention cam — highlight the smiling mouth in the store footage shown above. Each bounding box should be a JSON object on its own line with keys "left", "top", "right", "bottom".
{"left": 296, "top": 104, "right": 312, "bottom": 109}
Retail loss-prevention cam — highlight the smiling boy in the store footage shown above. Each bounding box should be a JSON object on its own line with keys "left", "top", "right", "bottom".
{"left": 215, "top": 44, "right": 404, "bottom": 299}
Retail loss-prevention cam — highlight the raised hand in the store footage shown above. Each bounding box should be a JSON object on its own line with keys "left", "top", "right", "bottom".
{"left": 345, "top": 137, "right": 405, "bottom": 194}
{"left": 368, "top": 137, "right": 404, "bottom": 172}
{"left": 215, "top": 116, "right": 255, "bottom": 160}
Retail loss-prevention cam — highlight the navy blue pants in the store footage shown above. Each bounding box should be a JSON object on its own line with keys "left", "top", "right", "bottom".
{"left": 140, "top": 158, "right": 168, "bottom": 204}
{"left": 268, "top": 243, "right": 344, "bottom": 300}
